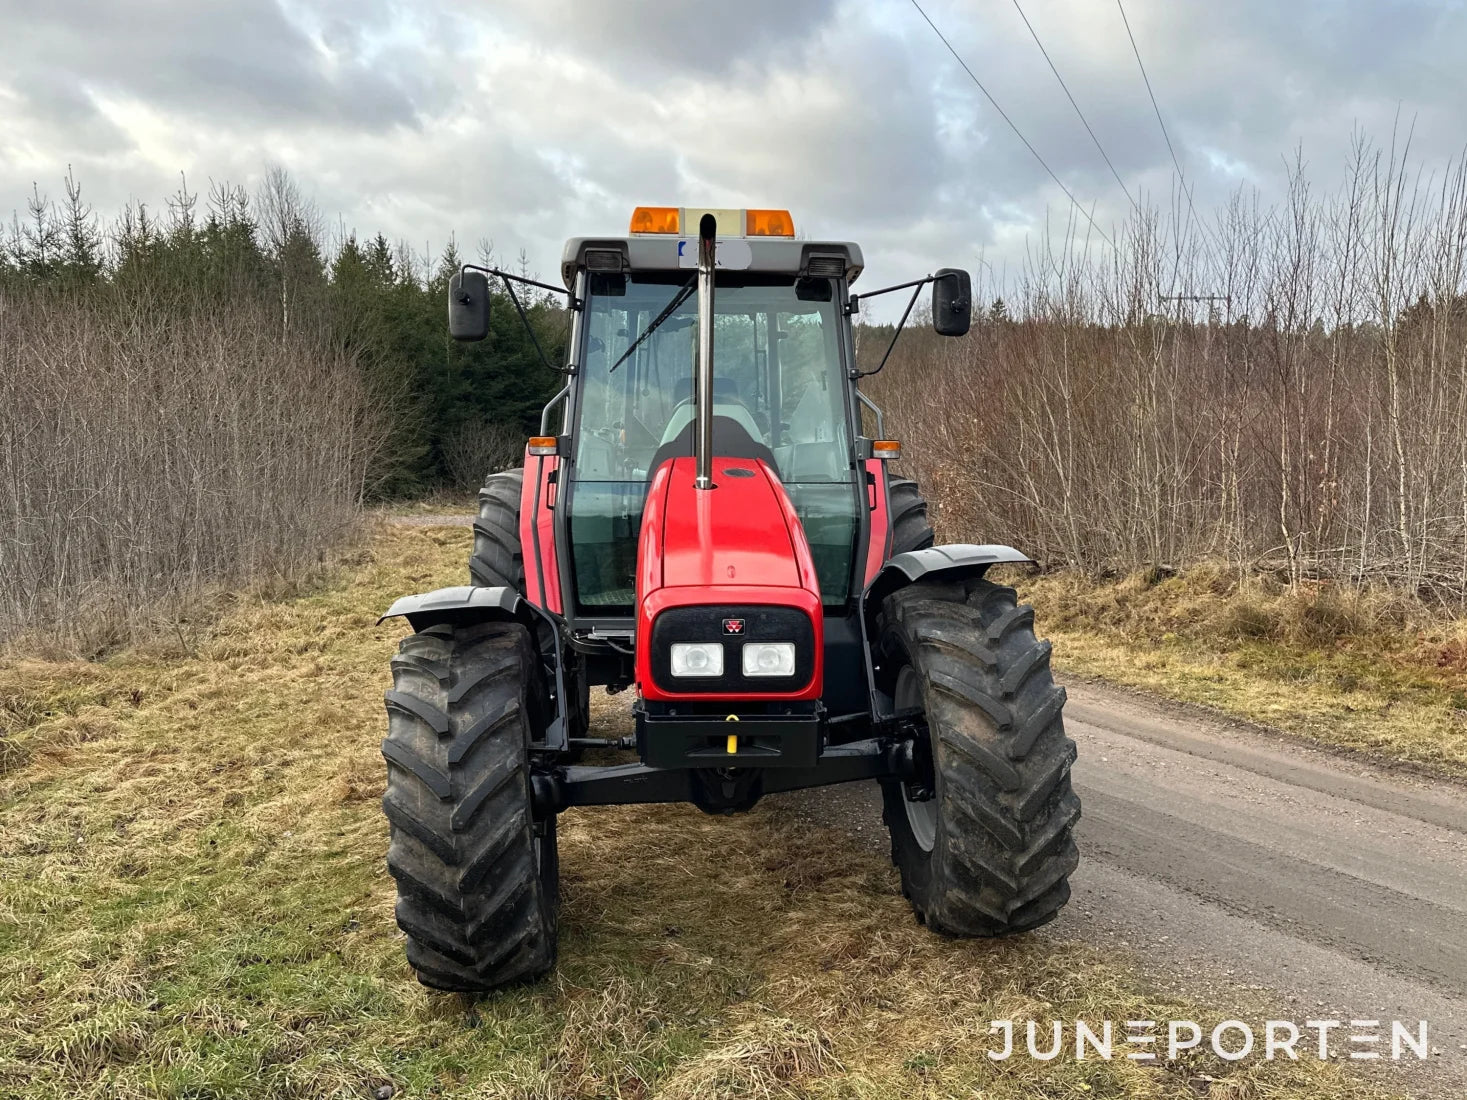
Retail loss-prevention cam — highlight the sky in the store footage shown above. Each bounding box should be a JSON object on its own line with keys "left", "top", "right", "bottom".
{"left": 1, "top": 0, "right": 1464, "bottom": 315}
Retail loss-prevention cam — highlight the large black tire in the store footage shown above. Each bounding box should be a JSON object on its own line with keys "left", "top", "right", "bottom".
{"left": 889, "top": 476, "right": 935, "bottom": 555}
{"left": 382, "top": 620, "right": 559, "bottom": 991}
{"left": 470, "top": 469, "right": 525, "bottom": 591}
{"left": 468, "top": 468, "right": 589, "bottom": 742}
{"left": 878, "top": 576, "right": 1079, "bottom": 935}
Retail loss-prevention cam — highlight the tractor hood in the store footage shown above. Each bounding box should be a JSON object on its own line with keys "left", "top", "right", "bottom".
{"left": 635, "top": 454, "right": 825, "bottom": 702}
{"left": 638, "top": 456, "right": 819, "bottom": 594}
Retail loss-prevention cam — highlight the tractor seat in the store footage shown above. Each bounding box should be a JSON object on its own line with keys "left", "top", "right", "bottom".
{"left": 671, "top": 376, "right": 742, "bottom": 406}
{"left": 646, "top": 416, "right": 779, "bottom": 486}
{"left": 658, "top": 397, "right": 766, "bottom": 453}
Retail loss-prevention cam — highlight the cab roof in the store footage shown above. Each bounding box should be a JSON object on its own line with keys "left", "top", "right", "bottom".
{"left": 560, "top": 236, "right": 865, "bottom": 290}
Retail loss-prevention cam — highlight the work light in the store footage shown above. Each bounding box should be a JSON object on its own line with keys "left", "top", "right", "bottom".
{"left": 670, "top": 643, "right": 724, "bottom": 677}
{"left": 741, "top": 642, "right": 796, "bottom": 678}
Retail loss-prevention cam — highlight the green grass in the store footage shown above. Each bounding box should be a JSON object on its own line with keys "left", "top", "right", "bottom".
{"left": 0, "top": 524, "right": 1402, "bottom": 1098}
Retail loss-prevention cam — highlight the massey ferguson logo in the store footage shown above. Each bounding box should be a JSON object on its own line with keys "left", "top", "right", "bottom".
{"left": 722, "top": 618, "right": 745, "bottom": 635}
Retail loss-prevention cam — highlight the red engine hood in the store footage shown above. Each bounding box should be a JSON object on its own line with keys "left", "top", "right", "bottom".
{"left": 635, "top": 456, "right": 824, "bottom": 702}
{"left": 638, "top": 457, "right": 820, "bottom": 595}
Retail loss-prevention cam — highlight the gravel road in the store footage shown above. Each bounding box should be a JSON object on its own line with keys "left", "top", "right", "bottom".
{"left": 773, "top": 680, "right": 1467, "bottom": 1096}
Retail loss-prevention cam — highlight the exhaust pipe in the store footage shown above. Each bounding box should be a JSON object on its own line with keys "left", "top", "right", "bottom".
{"left": 695, "top": 213, "right": 716, "bottom": 490}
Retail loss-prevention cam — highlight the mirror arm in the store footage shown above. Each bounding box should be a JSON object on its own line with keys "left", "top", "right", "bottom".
{"left": 851, "top": 280, "right": 926, "bottom": 379}
{"left": 461, "top": 263, "right": 575, "bottom": 376}
{"left": 846, "top": 274, "right": 934, "bottom": 316}
{"left": 502, "top": 274, "right": 571, "bottom": 376}
{"left": 461, "top": 263, "right": 577, "bottom": 306}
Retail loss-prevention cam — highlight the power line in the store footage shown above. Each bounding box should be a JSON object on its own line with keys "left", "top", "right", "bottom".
{"left": 1114, "top": 0, "right": 1219, "bottom": 255}
{"left": 1010, "top": 0, "right": 1140, "bottom": 218}
{"left": 907, "top": 0, "right": 1117, "bottom": 253}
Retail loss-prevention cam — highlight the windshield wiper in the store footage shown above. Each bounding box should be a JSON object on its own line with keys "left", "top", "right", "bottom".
{"left": 609, "top": 275, "right": 696, "bottom": 373}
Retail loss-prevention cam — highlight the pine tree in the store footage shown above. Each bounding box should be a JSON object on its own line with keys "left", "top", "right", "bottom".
{"left": 59, "top": 168, "right": 103, "bottom": 284}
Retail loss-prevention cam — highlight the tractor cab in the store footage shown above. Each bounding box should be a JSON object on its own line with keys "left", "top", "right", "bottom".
{"left": 533, "top": 209, "right": 916, "bottom": 722}
{"left": 565, "top": 211, "right": 865, "bottom": 623}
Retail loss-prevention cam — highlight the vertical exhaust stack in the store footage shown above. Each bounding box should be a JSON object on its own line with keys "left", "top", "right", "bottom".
{"left": 695, "top": 213, "right": 717, "bottom": 490}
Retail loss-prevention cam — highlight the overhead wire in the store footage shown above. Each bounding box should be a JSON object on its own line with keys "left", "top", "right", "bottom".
{"left": 1010, "top": 0, "right": 1141, "bottom": 219}
{"left": 1114, "top": 0, "right": 1224, "bottom": 259}
{"left": 907, "top": 0, "right": 1117, "bottom": 254}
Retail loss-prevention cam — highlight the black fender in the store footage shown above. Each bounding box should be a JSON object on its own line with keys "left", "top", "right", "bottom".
{"left": 859, "top": 544, "right": 1033, "bottom": 721}
{"left": 863, "top": 544, "right": 1032, "bottom": 612}
{"left": 379, "top": 585, "right": 569, "bottom": 752}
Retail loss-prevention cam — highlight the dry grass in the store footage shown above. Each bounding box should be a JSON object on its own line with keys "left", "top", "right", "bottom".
{"left": 380, "top": 491, "right": 481, "bottom": 518}
{"left": 1013, "top": 564, "right": 1467, "bottom": 778}
{"left": 0, "top": 523, "right": 1400, "bottom": 1098}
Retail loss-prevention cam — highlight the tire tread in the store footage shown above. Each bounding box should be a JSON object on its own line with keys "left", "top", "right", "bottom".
{"left": 381, "top": 621, "right": 558, "bottom": 992}
{"left": 880, "top": 576, "right": 1080, "bottom": 936}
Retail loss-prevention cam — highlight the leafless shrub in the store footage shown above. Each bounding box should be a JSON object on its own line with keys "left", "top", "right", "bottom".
{"left": 871, "top": 134, "right": 1467, "bottom": 606}
{"left": 440, "top": 420, "right": 522, "bottom": 492}
{"left": 0, "top": 281, "right": 379, "bottom": 651}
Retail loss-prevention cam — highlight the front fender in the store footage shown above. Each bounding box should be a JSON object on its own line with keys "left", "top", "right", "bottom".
{"left": 864, "top": 543, "right": 1032, "bottom": 612}
{"left": 858, "top": 544, "right": 1033, "bottom": 722}
{"left": 377, "top": 585, "right": 523, "bottom": 631}
{"left": 378, "top": 585, "right": 569, "bottom": 751}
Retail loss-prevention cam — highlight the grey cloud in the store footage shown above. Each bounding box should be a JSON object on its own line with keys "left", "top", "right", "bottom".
{"left": 0, "top": 70, "right": 131, "bottom": 155}
{"left": 487, "top": 0, "right": 840, "bottom": 82}
{"left": 877, "top": 0, "right": 1467, "bottom": 267}
{"left": 3, "top": 0, "right": 1466, "bottom": 315}
{"left": 0, "top": 0, "right": 441, "bottom": 132}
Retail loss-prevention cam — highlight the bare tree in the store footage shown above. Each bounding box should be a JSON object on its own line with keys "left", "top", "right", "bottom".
{"left": 868, "top": 139, "right": 1467, "bottom": 603}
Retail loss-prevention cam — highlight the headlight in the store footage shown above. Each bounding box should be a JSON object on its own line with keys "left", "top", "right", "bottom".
{"left": 741, "top": 642, "right": 796, "bottom": 677}
{"left": 670, "top": 642, "right": 724, "bottom": 677}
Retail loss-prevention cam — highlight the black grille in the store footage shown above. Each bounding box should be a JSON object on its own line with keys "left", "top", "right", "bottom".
{"left": 649, "top": 605, "right": 815, "bottom": 693}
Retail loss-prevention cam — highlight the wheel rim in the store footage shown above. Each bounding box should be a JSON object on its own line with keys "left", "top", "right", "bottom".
{"left": 896, "top": 665, "right": 937, "bottom": 853}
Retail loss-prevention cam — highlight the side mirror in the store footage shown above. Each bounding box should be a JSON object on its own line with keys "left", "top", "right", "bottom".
{"left": 932, "top": 267, "right": 972, "bottom": 337}
{"left": 448, "top": 270, "right": 490, "bottom": 341}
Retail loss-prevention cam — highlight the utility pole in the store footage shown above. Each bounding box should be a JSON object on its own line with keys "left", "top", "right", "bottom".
{"left": 1159, "top": 293, "right": 1231, "bottom": 325}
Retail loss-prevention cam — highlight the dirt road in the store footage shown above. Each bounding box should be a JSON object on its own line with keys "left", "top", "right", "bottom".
{"left": 778, "top": 680, "right": 1467, "bottom": 1094}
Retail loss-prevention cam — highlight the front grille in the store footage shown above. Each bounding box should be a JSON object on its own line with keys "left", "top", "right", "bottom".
{"left": 649, "top": 605, "right": 815, "bottom": 694}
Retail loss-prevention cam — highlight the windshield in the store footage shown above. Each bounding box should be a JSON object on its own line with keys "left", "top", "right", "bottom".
{"left": 576, "top": 273, "right": 850, "bottom": 481}
{"left": 567, "top": 272, "right": 860, "bottom": 612}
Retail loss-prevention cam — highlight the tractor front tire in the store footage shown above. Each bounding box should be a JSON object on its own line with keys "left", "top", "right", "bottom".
{"left": 470, "top": 468, "right": 525, "bottom": 591}
{"left": 382, "top": 620, "right": 558, "bottom": 992}
{"left": 889, "top": 476, "right": 935, "bottom": 555}
{"left": 468, "top": 467, "right": 589, "bottom": 743}
{"left": 879, "top": 577, "right": 1079, "bottom": 935}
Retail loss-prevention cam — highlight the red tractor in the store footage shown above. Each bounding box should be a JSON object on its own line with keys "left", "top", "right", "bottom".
{"left": 379, "top": 208, "right": 1080, "bottom": 991}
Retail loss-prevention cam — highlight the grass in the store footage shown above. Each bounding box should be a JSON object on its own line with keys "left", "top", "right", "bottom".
{"left": 1014, "top": 565, "right": 1467, "bottom": 779}
{"left": 0, "top": 523, "right": 1402, "bottom": 1098}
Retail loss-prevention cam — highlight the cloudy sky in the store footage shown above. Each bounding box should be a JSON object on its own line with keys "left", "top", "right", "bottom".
{"left": 1, "top": 0, "right": 1463, "bottom": 311}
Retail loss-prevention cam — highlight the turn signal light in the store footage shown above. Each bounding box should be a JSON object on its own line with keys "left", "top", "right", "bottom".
{"left": 629, "top": 206, "right": 680, "bottom": 234}
{"left": 744, "top": 208, "right": 795, "bottom": 237}
{"left": 872, "top": 439, "right": 902, "bottom": 460}
{"left": 527, "top": 436, "right": 558, "bottom": 456}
